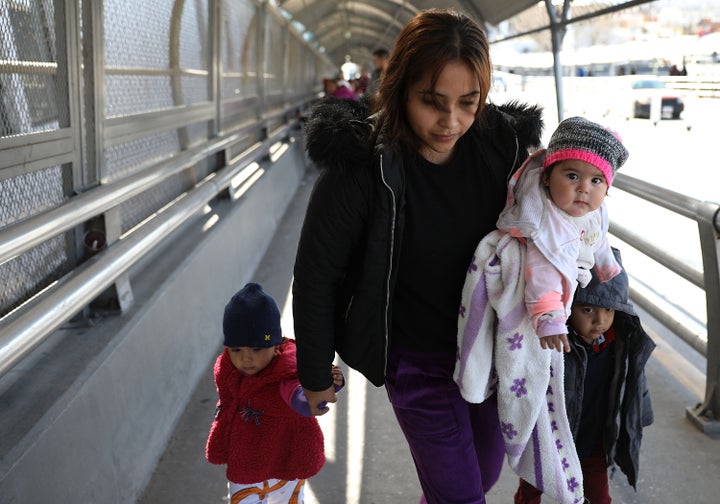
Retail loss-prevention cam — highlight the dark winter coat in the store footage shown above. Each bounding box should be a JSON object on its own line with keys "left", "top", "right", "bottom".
{"left": 564, "top": 248, "right": 656, "bottom": 489}
{"left": 293, "top": 96, "right": 544, "bottom": 390}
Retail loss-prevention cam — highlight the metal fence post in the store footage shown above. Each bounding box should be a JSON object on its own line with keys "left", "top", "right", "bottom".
{"left": 686, "top": 210, "right": 720, "bottom": 433}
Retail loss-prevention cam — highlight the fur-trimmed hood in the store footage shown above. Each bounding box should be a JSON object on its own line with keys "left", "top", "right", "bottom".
{"left": 303, "top": 96, "right": 543, "bottom": 171}
{"left": 491, "top": 100, "right": 544, "bottom": 150}
{"left": 303, "top": 96, "right": 375, "bottom": 171}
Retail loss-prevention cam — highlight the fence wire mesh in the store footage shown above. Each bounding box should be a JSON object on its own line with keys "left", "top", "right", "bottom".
{"left": 0, "top": 0, "right": 327, "bottom": 320}
{"left": 0, "top": 0, "right": 69, "bottom": 137}
{"left": 0, "top": 1, "right": 72, "bottom": 317}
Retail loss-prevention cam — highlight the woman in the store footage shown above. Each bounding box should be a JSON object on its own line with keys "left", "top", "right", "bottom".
{"left": 293, "top": 9, "right": 544, "bottom": 503}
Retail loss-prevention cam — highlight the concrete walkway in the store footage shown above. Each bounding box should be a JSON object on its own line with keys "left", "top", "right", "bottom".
{"left": 139, "top": 169, "right": 720, "bottom": 504}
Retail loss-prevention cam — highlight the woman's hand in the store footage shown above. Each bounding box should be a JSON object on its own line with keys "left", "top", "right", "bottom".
{"left": 302, "top": 385, "right": 338, "bottom": 416}
{"left": 539, "top": 333, "right": 570, "bottom": 353}
{"left": 302, "top": 365, "right": 345, "bottom": 416}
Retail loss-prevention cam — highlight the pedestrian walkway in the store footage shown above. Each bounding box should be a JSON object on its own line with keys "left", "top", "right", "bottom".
{"left": 139, "top": 169, "right": 720, "bottom": 504}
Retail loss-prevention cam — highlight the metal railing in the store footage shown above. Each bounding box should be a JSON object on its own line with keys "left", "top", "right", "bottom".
{"left": 0, "top": 102, "right": 310, "bottom": 378}
{"left": 664, "top": 77, "right": 720, "bottom": 99}
{"left": 1, "top": 106, "right": 718, "bottom": 435}
{"left": 611, "top": 172, "right": 720, "bottom": 433}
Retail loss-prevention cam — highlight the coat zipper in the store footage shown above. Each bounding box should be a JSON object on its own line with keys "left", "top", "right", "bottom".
{"left": 379, "top": 153, "right": 396, "bottom": 377}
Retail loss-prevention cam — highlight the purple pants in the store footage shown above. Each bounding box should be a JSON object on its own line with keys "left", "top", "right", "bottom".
{"left": 385, "top": 346, "right": 505, "bottom": 504}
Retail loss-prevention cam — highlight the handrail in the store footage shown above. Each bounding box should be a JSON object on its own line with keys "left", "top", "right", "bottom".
{"left": 0, "top": 121, "right": 298, "bottom": 378}
{"left": 0, "top": 97, "right": 313, "bottom": 267}
{"left": 610, "top": 221, "right": 704, "bottom": 289}
{"left": 0, "top": 129, "right": 241, "bottom": 266}
{"left": 2, "top": 122, "right": 717, "bottom": 431}
{"left": 613, "top": 173, "right": 720, "bottom": 228}
{"left": 627, "top": 284, "right": 708, "bottom": 357}
{"left": 663, "top": 77, "right": 720, "bottom": 98}
{"left": 611, "top": 172, "right": 718, "bottom": 356}
{"left": 611, "top": 172, "right": 720, "bottom": 432}
{"left": 0, "top": 92, "right": 316, "bottom": 264}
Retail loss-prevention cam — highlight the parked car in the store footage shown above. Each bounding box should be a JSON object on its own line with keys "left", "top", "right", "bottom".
{"left": 630, "top": 79, "right": 684, "bottom": 120}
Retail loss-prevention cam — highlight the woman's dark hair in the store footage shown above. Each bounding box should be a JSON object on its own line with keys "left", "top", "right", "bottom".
{"left": 373, "top": 9, "right": 492, "bottom": 153}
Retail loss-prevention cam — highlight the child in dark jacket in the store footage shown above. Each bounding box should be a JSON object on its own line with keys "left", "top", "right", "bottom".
{"left": 514, "top": 248, "right": 656, "bottom": 504}
{"left": 206, "top": 282, "right": 344, "bottom": 503}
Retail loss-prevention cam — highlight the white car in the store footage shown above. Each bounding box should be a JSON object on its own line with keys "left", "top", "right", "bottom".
{"left": 629, "top": 79, "right": 684, "bottom": 121}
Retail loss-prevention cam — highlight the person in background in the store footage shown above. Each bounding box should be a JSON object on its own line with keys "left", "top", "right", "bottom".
{"left": 206, "top": 282, "right": 344, "bottom": 504}
{"left": 514, "top": 248, "right": 656, "bottom": 503}
{"left": 322, "top": 77, "right": 335, "bottom": 96}
{"left": 334, "top": 78, "right": 357, "bottom": 99}
{"left": 366, "top": 47, "right": 389, "bottom": 96}
{"left": 293, "top": 8, "right": 543, "bottom": 504}
{"left": 323, "top": 76, "right": 356, "bottom": 100}
{"left": 355, "top": 69, "right": 370, "bottom": 95}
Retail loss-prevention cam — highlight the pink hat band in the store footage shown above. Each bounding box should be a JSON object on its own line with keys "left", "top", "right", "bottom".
{"left": 543, "top": 148, "right": 615, "bottom": 186}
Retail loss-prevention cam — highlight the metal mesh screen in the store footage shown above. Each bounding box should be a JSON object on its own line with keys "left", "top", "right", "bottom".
{"left": 104, "top": 0, "right": 209, "bottom": 116}
{"left": 286, "top": 35, "right": 315, "bottom": 99}
{"left": 264, "top": 14, "right": 285, "bottom": 96}
{"left": 0, "top": 1, "right": 73, "bottom": 316}
{"left": 0, "top": 166, "right": 66, "bottom": 225}
{"left": 0, "top": 0, "right": 314, "bottom": 319}
{"left": 0, "top": 166, "right": 70, "bottom": 317}
{"left": 286, "top": 35, "right": 300, "bottom": 98}
{"left": 221, "top": 0, "right": 258, "bottom": 130}
{"left": 0, "top": 235, "right": 70, "bottom": 318}
{"left": 104, "top": 130, "right": 186, "bottom": 234}
{"left": 119, "top": 171, "right": 190, "bottom": 234}
{"left": 105, "top": 0, "right": 173, "bottom": 116}
{"left": 105, "top": 74, "right": 175, "bottom": 117}
{"left": 104, "top": 131, "right": 180, "bottom": 183}
{"left": 103, "top": 0, "right": 209, "bottom": 233}
{"left": 0, "top": 0, "right": 69, "bottom": 136}
{"left": 104, "top": 0, "right": 210, "bottom": 117}
{"left": 104, "top": 1, "right": 171, "bottom": 68}
{"left": 179, "top": 0, "right": 209, "bottom": 71}
{"left": 178, "top": 0, "right": 210, "bottom": 108}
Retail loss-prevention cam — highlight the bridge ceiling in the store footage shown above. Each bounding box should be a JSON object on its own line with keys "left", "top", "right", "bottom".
{"left": 278, "top": 0, "right": 538, "bottom": 71}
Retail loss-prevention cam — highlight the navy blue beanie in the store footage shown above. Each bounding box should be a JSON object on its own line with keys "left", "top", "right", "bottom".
{"left": 223, "top": 283, "right": 282, "bottom": 348}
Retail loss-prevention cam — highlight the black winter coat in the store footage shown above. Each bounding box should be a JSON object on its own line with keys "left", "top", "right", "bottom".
{"left": 564, "top": 305, "right": 656, "bottom": 489}
{"left": 293, "top": 96, "right": 544, "bottom": 390}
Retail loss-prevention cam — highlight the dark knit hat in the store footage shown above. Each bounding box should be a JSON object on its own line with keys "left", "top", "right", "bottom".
{"left": 574, "top": 248, "right": 636, "bottom": 316}
{"left": 222, "top": 283, "right": 282, "bottom": 348}
{"left": 543, "top": 116, "right": 629, "bottom": 186}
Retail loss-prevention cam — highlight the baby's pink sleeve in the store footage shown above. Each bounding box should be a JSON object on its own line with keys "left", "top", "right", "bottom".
{"left": 525, "top": 242, "right": 568, "bottom": 336}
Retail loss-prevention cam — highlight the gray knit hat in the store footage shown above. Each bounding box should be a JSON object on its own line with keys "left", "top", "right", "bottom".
{"left": 543, "top": 116, "right": 629, "bottom": 186}
{"left": 222, "top": 283, "right": 282, "bottom": 348}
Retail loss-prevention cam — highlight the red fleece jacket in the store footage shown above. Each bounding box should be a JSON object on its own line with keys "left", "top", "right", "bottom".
{"left": 205, "top": 339, "right": 325, "bottom": 484}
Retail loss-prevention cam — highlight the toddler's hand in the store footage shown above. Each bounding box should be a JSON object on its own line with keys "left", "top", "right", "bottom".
{"left": 540, "top": 333, "right": 570, "bottom": 353}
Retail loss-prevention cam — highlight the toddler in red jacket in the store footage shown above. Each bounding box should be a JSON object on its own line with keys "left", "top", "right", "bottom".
{"left": 206, "top": 282, "right": 344, "bottom": 503}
